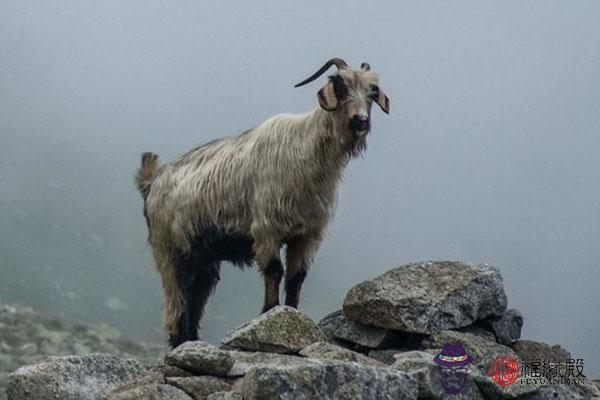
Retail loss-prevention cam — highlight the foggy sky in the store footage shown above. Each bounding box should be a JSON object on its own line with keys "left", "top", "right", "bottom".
{"left": 1, "top": 1, "right": 599, "bottom": 374}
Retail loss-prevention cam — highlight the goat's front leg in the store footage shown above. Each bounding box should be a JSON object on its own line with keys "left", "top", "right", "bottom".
{"left": 260, "top": 257, "right": 284, "bottom": 313}
{"left": 284, "top": 235, "right": 319, "bottom": 309}
{"left": 254, "top": 236, "right": 283, "bottom": 313}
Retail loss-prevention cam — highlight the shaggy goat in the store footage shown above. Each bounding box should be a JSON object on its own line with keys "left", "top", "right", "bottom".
{"left": 136, "top": 58, "right": 389, "bottom": 347}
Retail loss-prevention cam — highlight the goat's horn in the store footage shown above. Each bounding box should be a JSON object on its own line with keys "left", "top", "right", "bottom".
{"left": 361, "top": 62, "right": 371, "bottom": 71}
{"left": 294, "top": 57, "right": 348, "bottom": 88}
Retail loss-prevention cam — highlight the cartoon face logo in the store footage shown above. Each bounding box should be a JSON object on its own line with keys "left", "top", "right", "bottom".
{"left": 433, "top": 343, "right": 474, "bottom": 395}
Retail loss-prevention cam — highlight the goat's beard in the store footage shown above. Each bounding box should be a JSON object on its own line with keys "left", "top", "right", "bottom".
{"left": 346, "top": 133, "right": 367, "bottom": 159}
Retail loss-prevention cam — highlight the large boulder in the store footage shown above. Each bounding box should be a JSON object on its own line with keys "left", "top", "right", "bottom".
{"left": 6, "top": 354, "right": 146, "bottom": 400}
{"left": 343, "top": 261, "right": 507, "bottom": 334}
{"left": 318, "top": 310, "right": 401, "bottom": 349}
{"left": 164, "top": 341, "right": 234, "bottom": 376}
{"left": 299, "top": 341, "right": 384, "bottom": 367}
{"left": 221, "top": 306, "right": 325, "bottom": 354}
{"left": 239, "top": 361, "right": 419, "bottom": 400}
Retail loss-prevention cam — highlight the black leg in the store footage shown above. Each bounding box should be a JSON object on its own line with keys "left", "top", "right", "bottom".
{"left": 261, "top": 258, "right": 283, "bottom": 313}
{"left": 285, "top": 267, "right": 307, "bottom": 308}
{"left": 169, "top": 250, "right": 220, "bottom": 348}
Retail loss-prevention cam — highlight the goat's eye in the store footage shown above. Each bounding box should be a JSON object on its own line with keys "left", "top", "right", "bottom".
{"left": 369, "top": 85, "right": 379, "bottom": 100}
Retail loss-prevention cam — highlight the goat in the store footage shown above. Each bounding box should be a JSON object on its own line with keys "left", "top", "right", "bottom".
{"left": 135, "top": 58, "right": 390, "bottom": 348}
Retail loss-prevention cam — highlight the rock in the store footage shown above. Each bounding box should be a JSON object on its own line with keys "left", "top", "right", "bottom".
{"left": 368, "top": 349, "right": 437, "bottom": 365}
{"left": 367, "top": 349, "right": 403, "bottom": 365}
{"left": 107, "top": 382, "right": 192, "bottom": 400}
{"left": 511, "top": 340, "right": 572, "bottom": 381}
{"left": 393, "top": 350, "right": 436, "bottom": 362}
{"left": 343, "top": 261, "right": 507, "bottom": 333}
{"left": 392, "top": 356, "right": 484, "bottom": 399}
{"left": 6, "top": 353, "right": 146, "bottom": 400}
{"left": 511, "top": 340, "right": 570, "bottom": 363}
{"left": 240, "top": 361, "right": 419, "bottom": 400}
{"left": 166, "top": 376, "right": 232, "bottom": 400}
{"left": 299, "top": 341, "right": 384, "bottom": 367}
{"left": 580, "top": 379, "right": 600, "bottom": 397}
{"left": 318, "top": 310, "right": 400, "bottom": 349}
{"left": 0, "top": 302, "right": 165, "bottom": 400}
{"left": 206, "top": 392, "right": 242, "bottom": 400}
{"left": 455, "top": 324, "right": 497, "bottom": 343}
{"left": 147, "top": 363, "right": 194, "bottom": 378}
{"left": 421, "top": 330, "right": 517, "bottom": 373}
{"left": 478, "top": 309, "right": 523, "bottom": 345}
{"left": 473, "top": 374, "right": 540, "bottom": 399}
{"left": 226, "top": 350, "right": 321, "bottom": 377}
{"left": 165, "top": 341, "right": 234, "bottom": 376}
{"left": 517, "top": 384, "right": 594, "bottom": 400}
{"left": 221, "top": 306, "right": 325, "bottom": 354}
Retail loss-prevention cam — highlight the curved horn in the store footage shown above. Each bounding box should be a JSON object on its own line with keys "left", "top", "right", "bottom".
{"left": 294, "top": 57, "right": 348, "bottom": 88}
{"left": 361, "top": 62, "right": 371, "bottom": 71}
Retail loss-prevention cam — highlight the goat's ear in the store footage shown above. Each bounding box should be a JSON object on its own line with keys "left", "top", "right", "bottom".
{"left": 317, "top": 81, "right": 338, "bottom": 111}
{"left": 374, "top": 86, "right": 390, "bottom": 114}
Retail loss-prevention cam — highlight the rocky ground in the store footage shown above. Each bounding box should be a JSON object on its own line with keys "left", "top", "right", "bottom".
{"left": 4, "top": 261, "right": 600, "bottom": 399}
{"left": 0, "top": 303, "right": 165, "bottom": 400}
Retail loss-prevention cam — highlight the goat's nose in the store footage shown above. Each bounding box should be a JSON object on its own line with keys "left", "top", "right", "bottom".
{"left": 351, "top": 115, "right": 369, "bottom": 131}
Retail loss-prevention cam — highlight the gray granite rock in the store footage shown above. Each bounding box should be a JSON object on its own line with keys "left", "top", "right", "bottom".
{"left": 221, "top": 306, "right": 325, "bottom": 354}
{"left": 456, "top": 324, "right": 498, "bottom": 342}
{"left": 422, "top": 330, "right": 517, "bottom": 373}
{"left": 392, "top": 356, "right": 484, "bottom": 399}
{"left": 6, "top": 353, "right": 146, "bottom": 400}
{"left": 516, "top": 383, "right": 594, "bottom": 400}
{"left": 318, "top": 309, "right": 400, "bottom": 349}
{"left": 226, "top": 350, "right": 322, "bottom": 377}
{"left": 206, "top": 392, "right": 242, "bottom": 400}
{"left": 473, "top": 374, "right": 540, "bottom": 399}
{"left": 511, "top": 340, "right": 570, "bottom": 363}
{"left": 240, "top": 361, "right": 419, "bottom": 400}
{"left": 164, "top": 341, "right": 234, "bottom": 376}
{"left": 343, "top": 261, "right": 508, "bottom": 334}
{"left": 478, "top": 309, "right": 523, "bottom": 345}
{"left": 107, "top": 382, "right": 192, "bottom": 400}
{"left": 166, "top": 376, "right": 232, "bottom": 400}
{"left": 367, "top": 349, "right": 403, "bottom": 365}
{"left": 299, "top": 341, "right": 384, "bottom": 367}
{"left": 0, "top": 302, "right": 165, "bottom": 400}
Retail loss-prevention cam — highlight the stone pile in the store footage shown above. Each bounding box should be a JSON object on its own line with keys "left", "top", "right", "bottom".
{"left": 5, "top": 261, "right": 600, "bottom": 399}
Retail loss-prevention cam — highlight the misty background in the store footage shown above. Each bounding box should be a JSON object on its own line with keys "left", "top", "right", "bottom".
{"left": 1, "top": 1, "right": 599, "bottom": 374}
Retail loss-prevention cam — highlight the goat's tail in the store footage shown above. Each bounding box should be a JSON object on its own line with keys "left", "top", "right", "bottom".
{"left": 135, "top": 152, "right": 160, "bottom": 201}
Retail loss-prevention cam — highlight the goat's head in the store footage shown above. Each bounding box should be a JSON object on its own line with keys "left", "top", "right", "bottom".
{"left": 295, "top": 58, "right": 389, "bottom": 137}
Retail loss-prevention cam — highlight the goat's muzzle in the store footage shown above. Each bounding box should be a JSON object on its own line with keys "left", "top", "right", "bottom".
{"left": 350, "top": 115, "right": 370, "bottom": 136}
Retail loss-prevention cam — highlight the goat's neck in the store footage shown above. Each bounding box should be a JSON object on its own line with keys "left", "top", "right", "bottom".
{"left": 306, "top": 107, "right": 362, "bottom": 169}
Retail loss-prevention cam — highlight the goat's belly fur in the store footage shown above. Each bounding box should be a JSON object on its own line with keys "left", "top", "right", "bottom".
{"left": 186, "top": 227, "right": 255, "bottom": 268}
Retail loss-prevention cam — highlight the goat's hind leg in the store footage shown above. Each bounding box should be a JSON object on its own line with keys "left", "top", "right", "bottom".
{"left": 170, "top": 249, "right": 220, "bottom": 348}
